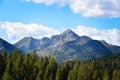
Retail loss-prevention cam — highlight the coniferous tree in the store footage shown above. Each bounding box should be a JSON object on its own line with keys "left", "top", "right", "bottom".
{"left": 55, "top": 62, "right": 70, "bottom": 80}
{"left": 112, "top": 69, "right": 120, "bottom": 80}
{"left": 102, "top": 68, "right": 110, "bottom": 80}
{"left": 1, "top": 50, "right": 8, "bottom": 60}
{"left": 77, "top": 63, "right": 92, "bottom": 80}
{"left": 36, "top": 70, "right": 43, "bottom": 80}
{"left": 2, "top": 60, "right": 13, "bottom": 80}
{"left": 35, "top": 56, "right": 49, "bottom": 80}
{"left": 0, "top": 54, "right": 6, "bottom": 79}
{"left": 13, "top": 54, "right": 25, "bottom": 80}
{"left": 67, "top": 61, "right": 80, "bottom": 80}
{"left": 44, "top": 56, "right": 58, "bottom": 80}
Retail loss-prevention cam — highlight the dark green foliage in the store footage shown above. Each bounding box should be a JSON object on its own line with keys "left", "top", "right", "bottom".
{"left": 78, "top": 63, "right": 93, "bottom": 80}
{"left": 0, "top": 51, "right": 120, "bottom": 80}
{"left": 67, "top": 61, "right": 80, "bottom": 80}
{"left": 0, "top": 54, "right": 6, "bottom": 79}
{"left": 112, "top": 69, "right": 120, "bottom": 80}
{"left": 55, "top": 62, "right": 70, "bottom": 80}
{"left": 44, "top": 56, "right": 58, "bottom": 80}
{"left": 2, "top": 60, "right": 13, "bottom": 80}
{"left": 1, "top": 50, "right": 8, "bottom": 60}
{"left": 102, "top": 68, "right": 110, "bottom": 80}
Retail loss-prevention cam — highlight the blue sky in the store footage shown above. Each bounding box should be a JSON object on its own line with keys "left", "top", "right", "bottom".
{"left": 0, "top": 0, "right": 120, "bottom": 46}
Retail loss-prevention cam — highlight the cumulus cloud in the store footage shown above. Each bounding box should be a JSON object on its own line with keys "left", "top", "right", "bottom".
{"left": 70, "top": 0, "right": 120, "bottom": 17}
{"left": 0, "top": 21, "right": 60, "bottom": 43}
{"left": 24, "top": 0, "right": 120, "bottom": 18}
{"left": 72, "top": 25, "right": 120, "bottom": 46}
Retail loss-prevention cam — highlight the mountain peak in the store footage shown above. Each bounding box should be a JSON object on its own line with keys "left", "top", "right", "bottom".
{"left": 23, "top": 37, "right": 33, "bottom": 40}
{"left": 60, "top": 29, "right": 79, "bottom": 37}
{"left": 57, "top": 29, "right": 80, "bottom": 42}
{"left": 61, "top": 29, "right": 74, "bottom": 34}
{"left": 65, "top": 29, "right": 73, "bottom": 32}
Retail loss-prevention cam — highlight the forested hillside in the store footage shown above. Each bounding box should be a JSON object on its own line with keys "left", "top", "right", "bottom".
{"left": 0, "top": 50, "right": 120, "bottom": 80}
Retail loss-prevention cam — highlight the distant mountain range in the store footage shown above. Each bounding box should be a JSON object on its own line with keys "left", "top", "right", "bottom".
{"left": 1, "top": 29, "right": 120, "bottom": 62}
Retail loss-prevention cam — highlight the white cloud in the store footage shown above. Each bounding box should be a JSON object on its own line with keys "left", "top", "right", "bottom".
{"left": 24, "top": 0, "right": 120, "bottom": 18}
{"left": 70, "top": 0, "right": 120, "bottom": 17}
{"left": 0, "top": 21, "right": 60, "bottom": 43}
{"left": 72, "top": 25, "right": 120, "bottom": 46}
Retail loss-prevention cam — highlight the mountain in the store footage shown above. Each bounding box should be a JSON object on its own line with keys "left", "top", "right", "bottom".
{"left": 14, "top": 37, "right": 40, "bottom": 53}
{"left": 14, "top": 29, "right": 120, "bottom": 62}
{"left": 14, "top": 29, "right": 80, "bottom": 53}
{"left": 0, "top": 38, "right": 16, "bottom": 53}
{"left": 100, "top": 40, "right": 120, "bottom": 53}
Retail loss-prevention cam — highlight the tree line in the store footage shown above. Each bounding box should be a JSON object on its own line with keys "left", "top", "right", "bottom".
{"left": 0, "top": 50, "right": 120, "bottom": 80}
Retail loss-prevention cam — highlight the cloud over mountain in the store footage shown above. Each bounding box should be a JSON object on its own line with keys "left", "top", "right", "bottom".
{"left": 72, "top": 25, "right": 120, "bottom": 46}
{"left": 24, "top": 0, "right": 120, "bottom": 18}
{"left": 0, "top": 21, "right": 120, "bottom": 46}
{"left": 0, "top": 22, "right": 60, "bottom": 43}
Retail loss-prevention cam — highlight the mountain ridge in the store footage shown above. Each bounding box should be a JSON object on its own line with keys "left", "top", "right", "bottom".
{"left": 14, "top": 29, "right": 120, "bottom": 62}
{"left": 0, "top": 29, "right": 120, "bottom": 62}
